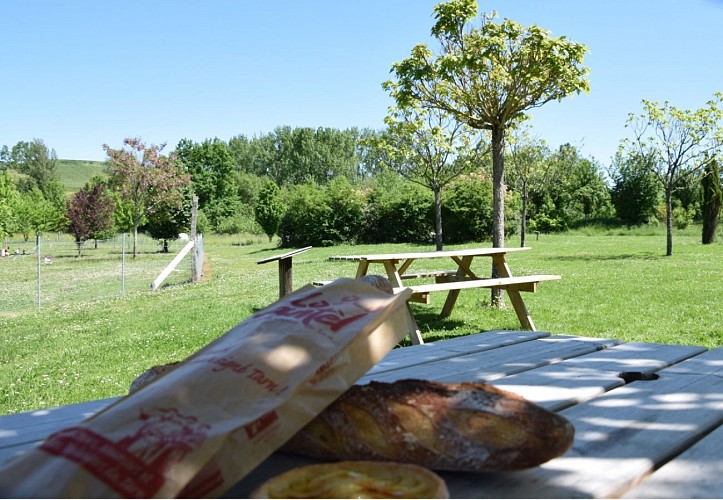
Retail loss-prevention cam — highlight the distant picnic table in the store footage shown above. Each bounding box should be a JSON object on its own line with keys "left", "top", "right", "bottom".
{"left": 326, "top": 246, "right": 560, "bottom": 344}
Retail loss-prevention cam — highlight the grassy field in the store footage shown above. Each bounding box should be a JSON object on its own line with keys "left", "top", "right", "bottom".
{"left": 1, "top": 225, "right": 721, "bottom": 415}
{"left": 56, "top": 159, "right": 106, "bottom": 193}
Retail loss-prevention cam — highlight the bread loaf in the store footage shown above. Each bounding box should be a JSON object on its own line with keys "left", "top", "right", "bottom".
{"left": 250, "top": 460, "right": 449, "bottom": 499}
{"left": 281, "top": 379, "right": 574, "bottom": 472}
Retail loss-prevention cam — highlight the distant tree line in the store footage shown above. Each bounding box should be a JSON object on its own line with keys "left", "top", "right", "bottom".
{"left": 1, "top": 119, "right": 720, "bottom": 257}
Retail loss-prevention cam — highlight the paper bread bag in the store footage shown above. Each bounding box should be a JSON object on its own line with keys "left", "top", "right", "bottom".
{"left": 0, "top": 278, "right": 414, "bottom": 498}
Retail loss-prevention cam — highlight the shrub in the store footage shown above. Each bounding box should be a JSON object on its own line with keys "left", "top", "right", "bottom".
{"left": 362, "top": 174, "right": 433, "bottom": 244}
{"left": 278, "top": 178, "right": 365, "bottom": 247}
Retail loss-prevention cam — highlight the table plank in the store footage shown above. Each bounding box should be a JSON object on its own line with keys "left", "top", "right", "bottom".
{"left": 0, "top": 397, "right": 119, "bottom": 465}
{"left": 491, "top": 342, "right": 707, "bottom": 411}
{"left": 442, "top": 348, "right": 723, "bottom": 498}
{"left": 361, "top": 335, "right": 620, "bottom": 384}
{"left": 365, "top": 330, "right": 551, "bottom": 377}
{"left": 623, "top": 424, "right": 723, "bottom": 498}
{"left": 329, "top": 246, "right": 531, "bottom": 262}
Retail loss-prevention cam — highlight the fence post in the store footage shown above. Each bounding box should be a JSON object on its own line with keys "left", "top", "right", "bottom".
{"left": 190, "top": 195, "right": 199, "bottom": 283}
{"left": 36, "top": 233, "right": 41, "bottom": 310}
{"left": 121, "top": 233, "right": 126, "bottom": 297}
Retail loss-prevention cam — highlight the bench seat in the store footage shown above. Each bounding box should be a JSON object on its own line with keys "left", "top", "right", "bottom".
{"left": 393, "top": 274, "right": 561, "bottom": 295}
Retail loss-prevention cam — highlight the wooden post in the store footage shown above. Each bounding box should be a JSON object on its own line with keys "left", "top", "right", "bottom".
{"left": 190, "top": 195, "right": 198, "bottom": 283}
{"left": 257, "top": 246, "right": 312, "bottom": 298}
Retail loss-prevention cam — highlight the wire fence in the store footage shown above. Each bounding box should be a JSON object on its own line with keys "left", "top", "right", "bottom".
{"left": 0, "top": 233, "right": 200, "bottom": 314}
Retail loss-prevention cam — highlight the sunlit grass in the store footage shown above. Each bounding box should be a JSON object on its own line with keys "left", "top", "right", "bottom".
{"left": 1, "top": 225, "right": 721, "bottom": 415}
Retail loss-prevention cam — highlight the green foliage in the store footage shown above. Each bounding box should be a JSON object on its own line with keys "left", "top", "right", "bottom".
{"left": 255, "top": 180, "right": 284, "bottom": 241}
{"left": 176, "top": 138, "right": 237, "bottom": 208}
{"left": 278, "top": 178, "right": 365, "bottom": 247}
{"left": 442, "top": 174, "right": 494, "bottom": 243}
{"left": 239, "top": 126, "right": 361, "bottom": 186}
{"left": 386, "top": 0, "right": 590, "bottom": 252}
{"left": 104, "top": 138, "right": 192, "bottom": 258}
{"left": 362, "top": 173, "right": 433, "bottom": 244}
{"left": 622, "top": 93, "right": 723, "bottom": 255}
{"left": 610, "top": 152, "right": 661, "bottom": 226}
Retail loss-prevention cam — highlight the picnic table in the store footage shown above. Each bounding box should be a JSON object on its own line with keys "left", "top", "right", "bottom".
{"left": 1, "top": 331, "right": 720, "bottom": 498}
{"left": 328, "top": 247, "right": 560, "bottom": 344}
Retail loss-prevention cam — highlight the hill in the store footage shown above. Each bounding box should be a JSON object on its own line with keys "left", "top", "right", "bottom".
{"left": 56, "top": 159, "right": 107, "bottom": 193}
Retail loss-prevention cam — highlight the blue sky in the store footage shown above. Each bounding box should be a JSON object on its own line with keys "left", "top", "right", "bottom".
{"left": 2, "top": 0, "right": 722, "bottom": 165}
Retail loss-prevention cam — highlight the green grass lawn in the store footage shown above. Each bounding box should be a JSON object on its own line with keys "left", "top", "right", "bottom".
{"left": 1, "top": 226, "right": 721, "bottom": 415}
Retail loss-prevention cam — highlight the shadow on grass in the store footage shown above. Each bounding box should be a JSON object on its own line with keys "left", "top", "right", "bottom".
{"left": 544, "top": 252, "right": 663, "bottom": 262}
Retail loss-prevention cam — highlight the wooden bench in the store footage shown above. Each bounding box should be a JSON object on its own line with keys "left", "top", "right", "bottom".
{"left": 396, "top": 274, "right": 561, "bottom": 332}
{"left": 313, "top": 270, "right": 458, "bottom": 288}
{"left": 257, "top": 246, "right": 312, "bottom": 298}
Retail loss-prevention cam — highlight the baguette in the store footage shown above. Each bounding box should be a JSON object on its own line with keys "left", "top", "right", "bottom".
{"left": 281, "top": 378, "right": 574, "bottom": 472}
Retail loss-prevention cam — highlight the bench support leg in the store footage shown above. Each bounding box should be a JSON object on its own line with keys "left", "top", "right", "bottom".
{"left": 406, "top": 303, "right": 424, "bottom": 345}
{"left": 506, "top": 287, "right": 536, "bottom": 331}
{"left": 440, "top": 255, "right": 473, "bottom": 317}
{"left": 278, "top": 257, "right": 293, "bottom": 298}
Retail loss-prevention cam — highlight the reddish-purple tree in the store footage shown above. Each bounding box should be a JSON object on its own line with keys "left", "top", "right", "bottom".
{"left": 103, "top": 138, "right": 191, "bottom": 258}
{"left": 66, "top": 184, "right": 115, "bottom": 257}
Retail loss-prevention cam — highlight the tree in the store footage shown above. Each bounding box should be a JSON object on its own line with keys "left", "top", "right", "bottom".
{"left": 374, "top": 103, "right": 484, "bottom": 250}
{"left": 387, "top": 0, "right": 589, "bottom": 303}
{"left": 609, "top": 151, "right": 660, "bottom": 226}
{"left": 7, "top": 139, "right": 59, "bottom": 195}
{"left": 103, "top": 138, "right": 191, "bottom": 258}
{"left": 176, "top": 138, "right": 237, "bottom": 208}
{"left": 506, "top": 129, "right": 550, "bottom": 246}
{"left": 146, "top": 186, "right": 193, "bottom": 252}
{"left": 623, "top": 94, "right": 723, "bottom": 255}
{"left": 14, "top": 187, "right": 65, "bottom": 241}
{"left": 255, "top": 179, "right": 284, "bottom": 242}
{"left": 701, "top": 156, "right": 722, "bottom": 244}
{"left": 66, "top": 184, "right": 115, "bottom": 257}
{"left": 0, "top": 173, "right": 19, "bottom": 239}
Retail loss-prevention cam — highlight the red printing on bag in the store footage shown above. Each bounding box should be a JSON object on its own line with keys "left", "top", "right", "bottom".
{"left": 39, "top": 407, "right": 210, "bottom": 498}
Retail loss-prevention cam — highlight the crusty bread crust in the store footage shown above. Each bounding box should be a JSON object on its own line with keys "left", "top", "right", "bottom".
{"left": 282, "top": 379, "right": 575, "bottom": 472}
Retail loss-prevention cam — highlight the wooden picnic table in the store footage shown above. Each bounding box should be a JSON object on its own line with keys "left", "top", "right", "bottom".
{"left": 329, "top": 247, "right": 560, "bottom": 343}
{"left": 0, "top": 331, "right": 720, "bottom": 498}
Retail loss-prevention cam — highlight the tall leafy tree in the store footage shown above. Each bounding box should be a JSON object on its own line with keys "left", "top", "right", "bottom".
{"left": 0, "top": 173, "right": 19, "bottom": 239}
{"left": 103, "top": 138, "right": 191, "bottom": 258}
{"left": 66, "top": 184, "right": 115, "bottom": 257}
{"left": 609, "top": 151, "right": 660, "bottom": 226}
{"left": 701, "top": 156, "right": 722, "bottom": 244}
{"left": 506, "top": 129, "right": 550, "bottom": 247}
{"left": 623, "top": 94, "right": 723, "bottom": 255}
{"left": 14, "top": 187, "right": 65, "bottom": 241}
{"left": 374, "top": 104, "right": 484, "bottom": 250}
{"left": 387, "top": 0, "right": 589, "bottom": 303}
{"left": 255, "top": 179, "right": 284, "bottom": 242}
{"left": 7, "top": 139, "right": 59, "bottom": 195}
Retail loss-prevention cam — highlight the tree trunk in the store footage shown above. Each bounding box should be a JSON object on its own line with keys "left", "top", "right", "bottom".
{"left": 701, "top": 158, "right": 721, "bottom": 245}
{"left": 133, "top": 223, "right": 139, "bottom": 259}
{"left": 434, "top": 186, "right": 443, "bottom": 251}
{"left": 491, "top": 126, "right": 506, "bottom": 306}
{"left": 665, "top": 188, "right": 673, "bottom": 256}
{"left": 520, "top": 181, "right": 528, "bottom": 248}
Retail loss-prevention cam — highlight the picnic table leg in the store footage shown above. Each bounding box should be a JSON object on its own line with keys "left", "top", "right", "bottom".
{"left": 491, "top": 254, "right": 536, "bottom": 330}
{"left": 382, "top": 261, "right": 403, "bottom": 288}
{"left": 278, "top": 257, "right": 293, "bottom": 298}
{"left": 354, "top": 260, "right": 369, "bottom": 279}
{"left": 440, "top": 255, "right": 473, "bottom": 317}
{"left": 406, "top": 304, "right": 424, "bottom": 345}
